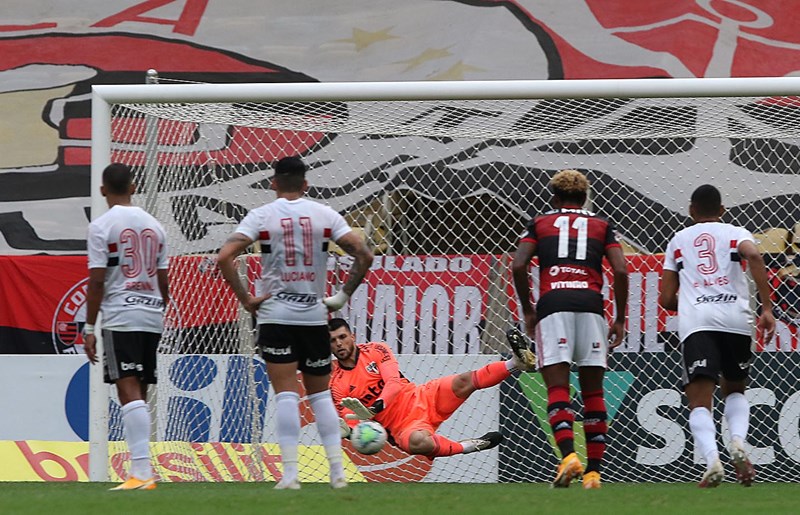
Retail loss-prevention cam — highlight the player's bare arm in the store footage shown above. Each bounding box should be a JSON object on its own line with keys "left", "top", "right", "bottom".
{"left": 511, "top": 240, "right": 538, "bottom": 336}
{"left": 738, "top": 239, "right": 776, "bottom": 344}
{"left": 659, "top": 270, "right": 680, "bottom": 312}
{"left": 217, "top": 233, "right": 269, "bottom": 315}
{"left": 606, "top": 245, "right": 629, "bottom": 348}
{"left": 325, "top": 230, "right": 374, "bottom": 310}
{"left": 83, "top": 267, "right": 106, "bottom": 364}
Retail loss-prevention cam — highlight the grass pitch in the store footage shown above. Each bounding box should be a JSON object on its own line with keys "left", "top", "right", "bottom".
{"left": 1, "top": 482, "right": 797, "bottom": 515}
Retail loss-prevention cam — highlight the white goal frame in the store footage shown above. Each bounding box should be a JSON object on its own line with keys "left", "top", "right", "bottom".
{"left": 90, "top": 76, "right": 800, "bottom": 482}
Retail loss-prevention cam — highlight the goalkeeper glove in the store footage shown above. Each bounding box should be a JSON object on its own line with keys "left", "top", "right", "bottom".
{"left": 341, "top": 397, "right": 385, "bottom": 420}
{"left": 339, "top": 417, "right": 352, "bottom": 439}
{"left": 323, "top": 290, "right": 350, "bottom": 311}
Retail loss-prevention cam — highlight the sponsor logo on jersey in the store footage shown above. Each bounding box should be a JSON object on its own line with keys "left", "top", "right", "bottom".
{"left": 275, "top": 292, "right": 318, "bottom": 304}
{"left": 263, "top": 347, "right": 291, "bottom": 356}
{"left": 366, "top": 361, "right": 379, "bottom": 374}
{"left": 123, "top": 295, "right": 165, "bottom": 308}
{"left": 558, "top": 338, "right": 568, "bottom": 346}
{"left": 688, "top": 358, "right": 707, "bottom": 375}
{"left": 305, "top": 357, "right": 331, "bottom": 368}
{"left": 549, "top": 265, "right": 588, "bottom": 277}
{"left": 695, "top": 293, "right": 738, "bottom": 304}
{"left": 592, "top": 341, "right": 601, "bottom": 349}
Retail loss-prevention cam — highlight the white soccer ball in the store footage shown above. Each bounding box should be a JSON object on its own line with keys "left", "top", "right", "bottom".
{"left": 350, "top": 420, "right": 387, "bottom": 455}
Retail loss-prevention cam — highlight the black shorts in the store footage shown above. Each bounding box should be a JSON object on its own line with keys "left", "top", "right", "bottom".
{"left": 257, "top": 324, "right": 331, "bottom": 376}
{"left": 102, "top": 330, "right": 159, "bottom": 384}
{"left": 681, "top": 330, "right": 752, "bottom": 386}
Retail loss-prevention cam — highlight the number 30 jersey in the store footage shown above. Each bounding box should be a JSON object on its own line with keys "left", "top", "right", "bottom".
{"left": 236, "top": 197, "right": 351, "bottom": 325}
{"left": 664, "top": 222, "right": 755, "bottom": 340}
{"left": 87, "top": 205, "right": 168, "bottom": 332}
{"left": 521, "top": 208, "right": 620, "bottom": 320}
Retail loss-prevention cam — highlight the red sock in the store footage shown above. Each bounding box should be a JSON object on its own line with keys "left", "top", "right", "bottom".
{"left": 427, "top": 434, "right": 465, "bottom": 457}
{"left": 547, "top": 385, "right": 575, "bottom": 457}
{"left": 582, "top": 389, "right": 607, "bottom": 473}
{"left": 471, "top": 361, "right": 511, "bottom": 389}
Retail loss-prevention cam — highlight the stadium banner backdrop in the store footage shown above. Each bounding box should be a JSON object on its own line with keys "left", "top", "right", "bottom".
{"left": 3, "top": 2, "right": 800, "bottom": 259}
{"left": 0, "top": 354, "right": 498, "bottom": 482}
{"left": 1, "top": 254, "right": 796, "bottom": 355}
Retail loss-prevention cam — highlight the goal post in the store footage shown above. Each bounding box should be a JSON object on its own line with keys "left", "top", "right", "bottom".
{"left": 90, "top": 77, "right": 800, "bottom": 484}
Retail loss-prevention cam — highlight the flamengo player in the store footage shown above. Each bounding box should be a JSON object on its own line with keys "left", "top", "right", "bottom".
{"left": 659, "top": 184, "right": 776, "bottom": 488}
{"left": 217, "top": 156, "right": 373, "bottom": 490}
{"left": 329, "top": 318, "right": 535, "bottom": 458}
{"left": 83, "top": 163, "right": 169, "bottom": 491}
{"left": 511, "top": 170, "right": 628, "bottom": 489}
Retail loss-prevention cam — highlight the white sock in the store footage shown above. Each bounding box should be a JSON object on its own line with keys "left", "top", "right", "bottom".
{"left": 724, "top": 392, "right": 750, "bottom": 446}
{"left": 121, "top": 399, "right": 152, "bottom": 479}
{"left": 689, "top": 407, "right": 719, "bottom": 470}
{"left": 504, "top": 359, "right": 515, "bottom": 371}
{"left": 307, "top": 390, "right": 346, "bottom": 482}
{"left": 275, "top": 391, "right": 301, "bottom": 481}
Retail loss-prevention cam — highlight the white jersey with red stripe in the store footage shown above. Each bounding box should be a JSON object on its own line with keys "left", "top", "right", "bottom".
{"left": 87, "top": 205, "right": 168, "bottom": 332}
{"left": 236, "top": 197, "right": 351, "bottom": 325}
{"left": 663, "top": 222, "right": 756, "bottom": 341}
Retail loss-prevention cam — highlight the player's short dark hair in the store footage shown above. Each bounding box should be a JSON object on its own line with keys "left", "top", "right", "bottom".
{"left": 690, "top": 184, "right": 722, "bottom": 217}
{"left": 328, "top": 317, "right": 352, "bottom": 333}
{"left": 273, "top": 156, "right": 307, "bottom": 192}
{"left": 550, "top": 169, "right": 589, "bottom": 205}
{"left": 102, "top": 163, "right": 133, "bottom": 195}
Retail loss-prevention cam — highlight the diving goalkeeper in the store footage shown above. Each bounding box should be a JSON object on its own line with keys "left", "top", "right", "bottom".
{"left": 328, "top": 318, "right": 535, "bottom": 458}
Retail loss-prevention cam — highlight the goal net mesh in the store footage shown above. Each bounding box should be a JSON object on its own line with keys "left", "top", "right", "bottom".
{"left": 100, "top": 86, "right": 800, "bottom": 484}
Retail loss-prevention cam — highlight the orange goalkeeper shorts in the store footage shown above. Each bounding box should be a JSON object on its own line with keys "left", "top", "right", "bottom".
{"left": 391, "top": 374, "right": 468, "bottom": 452}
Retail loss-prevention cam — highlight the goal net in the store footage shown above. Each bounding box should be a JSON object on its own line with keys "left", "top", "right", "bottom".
{"left": 90, "top": 77, "right": 800, "bottom": 484}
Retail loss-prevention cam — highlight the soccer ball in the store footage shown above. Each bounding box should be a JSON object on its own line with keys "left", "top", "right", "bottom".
{"left": 350, "top": 420, "right": 387, "bottom": 455}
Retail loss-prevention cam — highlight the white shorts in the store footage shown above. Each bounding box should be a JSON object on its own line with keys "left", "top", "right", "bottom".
{"left": 534, "top": 311, "right": 608, "bottom": 369}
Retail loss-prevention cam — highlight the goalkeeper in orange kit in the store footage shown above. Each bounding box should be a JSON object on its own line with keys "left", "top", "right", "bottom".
{"left": 328, "top": 318, "right": 535, "bottom": 458}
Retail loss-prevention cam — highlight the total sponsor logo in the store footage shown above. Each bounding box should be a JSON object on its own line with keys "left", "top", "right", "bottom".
{"left": 548, "top": 265, "right": 588, "bottom": 276}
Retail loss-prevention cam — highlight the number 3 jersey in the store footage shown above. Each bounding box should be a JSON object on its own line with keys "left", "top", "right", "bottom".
{"left": 521, "top": 208, "right": 620, "bottom": 320}
{"left": 235, "top": 197, "right": 351, "bottom": 325}
{"left": 87, "top": 205, "right": 168, "bottom": 332}
{"left": 664, "top": 222, "right": 755, "bottom": 341}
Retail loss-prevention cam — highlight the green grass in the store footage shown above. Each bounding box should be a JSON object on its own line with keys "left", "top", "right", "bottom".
{"left": 1, "top": 482, "right": 798, "bottom": 515}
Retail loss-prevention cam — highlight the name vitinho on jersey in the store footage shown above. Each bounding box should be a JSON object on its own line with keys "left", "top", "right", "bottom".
{"left": 551, "top": 280, "right": 589, "bottom": 289}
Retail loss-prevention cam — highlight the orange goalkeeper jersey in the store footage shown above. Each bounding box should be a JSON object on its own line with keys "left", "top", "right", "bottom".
{"left": 330, "top": 342, "right": 415, "bottom": 432}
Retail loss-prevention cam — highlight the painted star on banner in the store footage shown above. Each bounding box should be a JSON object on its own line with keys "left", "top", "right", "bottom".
{"left": 394, "top": 47, "right": 453, "bottom": 72}
{"left": 428, "top": 60, "right": 484, "bottom": 80}
{"left": 336, "top": 27, "right": 399, "bottom": 51}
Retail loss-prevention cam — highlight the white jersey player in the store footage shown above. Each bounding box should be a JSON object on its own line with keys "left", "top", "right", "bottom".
{"left": 83, "top": 163, "right": 169, "bottom": 491}
{"left": 660, "top": 184, "right": 775, "bottom": 489}
{"left": 217, "top": 156, "right": 373, "bottom": 490}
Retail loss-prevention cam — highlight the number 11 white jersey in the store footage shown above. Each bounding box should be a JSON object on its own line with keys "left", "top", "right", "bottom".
{"left": 663, "top": 222, "right": 755, "bottom": 341}
{"left": 235, "top": 197, "right": 351, "bottom": 325}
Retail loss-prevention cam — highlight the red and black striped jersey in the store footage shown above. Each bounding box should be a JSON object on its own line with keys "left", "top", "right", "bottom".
{"left": 521, "top": 207, "right": 620, "bottom": 319}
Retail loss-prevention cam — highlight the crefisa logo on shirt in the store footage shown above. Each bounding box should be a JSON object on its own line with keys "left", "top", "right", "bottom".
{"left": 51, "top": 278, "right": 182, "bottom": 354}
{"left": 52, "top": 279, "right": 89, "bottom": 354}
